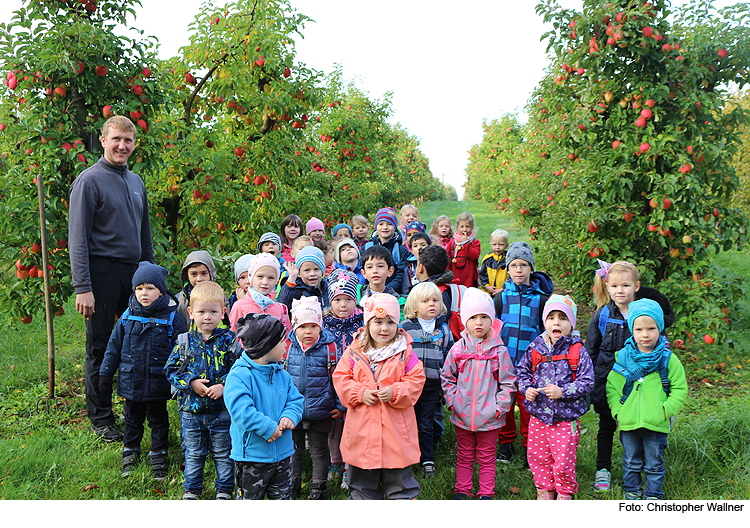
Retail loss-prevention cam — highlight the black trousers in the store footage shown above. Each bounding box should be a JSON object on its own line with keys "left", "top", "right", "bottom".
{"left": 84, "top": 257, "right": 138, "bottom": 426}
{"left": 122, "top": 399, "right": 170, "bottom": 453}
{"left": 596, "top": 410, "right": 618, "bottom": 471}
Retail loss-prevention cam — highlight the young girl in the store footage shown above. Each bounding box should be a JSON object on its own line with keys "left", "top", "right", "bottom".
{"left": 401, "top": 282, "right": 453, "bottom": 477}
{"left": 228, "top": 253, "right": 253, "bottom": 312}
{"left": 446, "top": 212, "right": 481, "bottom": 288}
{"left": 351, "top": 215, "right": 371, "bottom": 250}
{"left": 398, "top": 204, "right": 420, "bottom": 236}
{"left": 286, "top": 296, "right": 342, "bottom": 500}
{"left": 429, "top": 215, "right": 453, "bottom": 250}
{"left": 280, "top": 214, "right": 303, "bottom": 263}
{"left": 314, "top": 239, "right": 335, "bottom": 278}
{"left": 323, "top": 269, "right": 364, "bottom": 490}
{"left": 229, "top": 253, "right": 291, "bottom": 333}
{"left": 516, "top": 295, "right": 594, "bottom": 500}
{"left": 278, "top": 246, "right": 330, "bottom": 312}
{"left": 586, "top": 260, "right": 674, "bottom": 492}
{"left": 332, "top": 293, "right": 425, "bottom": 500}
{"left": 441, "top": 288, "right": 515, "bottom": 499}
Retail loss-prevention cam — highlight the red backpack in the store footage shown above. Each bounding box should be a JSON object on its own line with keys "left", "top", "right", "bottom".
{"left": 437, "top": 283, "right": 467, "bottom": 341}
{"left": 530, "top": 342, "right": 582, "bottom": 383}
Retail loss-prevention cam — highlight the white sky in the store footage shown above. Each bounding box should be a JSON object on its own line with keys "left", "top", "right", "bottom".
{"left": 0, "top": 0, "right": 736, "bottom": 199}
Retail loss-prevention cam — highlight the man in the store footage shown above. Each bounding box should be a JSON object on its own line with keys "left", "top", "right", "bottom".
{"left": 68, "top": 116, "right": 155, "bottom": 442}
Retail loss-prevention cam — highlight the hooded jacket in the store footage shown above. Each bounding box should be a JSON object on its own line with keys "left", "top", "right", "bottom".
{"left": 478, "top": 251, "right": 508, "bottom": 294}
{"left": 446, "top": 236, "right": 481, "bottom": 288}
{"left": 323, "top": 311, "right": 364, "bottom": 362}
{"left": 585, "top": 286, "right": 675, "bottom": 413}
{"left": 224, "top": 352, "right": 304, "bottom": 463}
{"left": 228, "top": 294, "right": 291, "bottom": 335}
{"left": 176, "top": 250, "right": 229, "bottom": 328}
{"left": 427, "top": 270, "right": 457, "bottom": 328}
{"left": 100, "top": 292, "right": 187, "bottom": 401}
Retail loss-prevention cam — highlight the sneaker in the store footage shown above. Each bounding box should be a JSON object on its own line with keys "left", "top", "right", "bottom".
{"left": 557, "top": 494, "right": 572, "bottom": 500}
{"left": 215, "top": 491, "right": 232, "bottom": 500}
{"left": 624, "top": 491, "right": 642, "bottom": 500}
{"left": 182, "top": 491, "right": 199, "bottom": 500}
{"left": 91, "top": 423, "right": 123, "bottom": 443}
{"left": 327, "top": 463, "right": 343, "bottom": 481}
{"left": 309, "top": 478, "right": 327, "bottom": 500}
{"left": 121, "top": 449, "right": 140, "bottom": 477}
{"left": 644, "top": 496, "right": 660, "bottom": 500}
{"left": 478, "top": 495, "right": 493, "bottom": 500}
{"left": 454, "top": 493, "right": 468, "bottom": 500}
{"left": 149, "top": 451, "right": 168, "bottom": 481}
{"left": 496, "top": 443, "right": 514, "bottom": 464}
{"left": 422, "top": 461, "right": 436, "bottom": 478}
{"left": 341, "top": 469, "right": 349, "bottom": 491}
{"left": 594, "top": 469, "right": 611, "bottom": 492}
{"left": 537, "top": 489, "right": 556, "bottom": 500}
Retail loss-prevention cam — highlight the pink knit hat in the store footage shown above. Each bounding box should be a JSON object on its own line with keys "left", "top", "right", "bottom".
{"left": 248, "top": 252, "right": 280, "bottom": 283}
{"left": 459, "top": 287, "right": 496, "bottom": 327}
{"left": 363, "top": 293, "right": 400, "bottom": 326}
{"left": 306, "top": 216, "right": 325, "bottom": 235}
{"left": 542, "top": 294, "right": 578, "bottom": 330}
{"left": 291, "top": 296, "right": 323, "bottom": 330}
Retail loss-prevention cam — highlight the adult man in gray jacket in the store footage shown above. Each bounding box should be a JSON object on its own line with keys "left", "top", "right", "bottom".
{"left": 68, "top": 116, "right": 155, "bottom": 442}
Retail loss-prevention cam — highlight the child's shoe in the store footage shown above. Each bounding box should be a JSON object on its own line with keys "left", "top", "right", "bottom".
{"left": 478, "top": 495, "right": 493, "bottom": 500}
{"left": 454, "top": 493, "right": 469, "bottom": 500}
{"left": 149, "top": 450, "right": 168, "bottom": 481}
{"left": 421, "top": 461, "right": 436, "bottom": 478}
{"left": 594, "top": 468, "right": 611, "bottom": 492}
{"left": 557, "top": 494, "right": 572, "bottom": 500}
{"left": 215, "top": 491, "right": 232, "bottom": 500}
{"left": 341, "top": 469, "right": 349, "bottom": 491}
{"left": 182, "top": 491, "right": 199, "bottom": 500}
{"left": 624, "top": 491, "right": 642, "bottom": 500}
{"left": 536, "top": 488, "right": 556, "bottom": 500}
{"left": 496, "top": 442, "right": 514, "bottom": 464}
{"left": 309, "top": 478, "right": 327, "bottom": 500}
{"left": 327, "top": 463, "right": 343, "bottom": 481}
{"left": 121, "top": 449, "right": 140, "bottom": 477}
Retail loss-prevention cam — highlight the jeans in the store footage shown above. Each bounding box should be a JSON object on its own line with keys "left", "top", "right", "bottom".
{"left": 414, "top": 380, "right": 441, "bottom": 463}
{"left": 181, "top": 409, "right": 234, "bottom": 493}
{"left": 620, "top": 428, "right": 669, "bottom": 499}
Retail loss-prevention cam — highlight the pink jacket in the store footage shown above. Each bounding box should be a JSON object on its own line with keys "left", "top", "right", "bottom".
{"left": 229, "top": 295, "right": 291, "bottom": 334}
{"left": 441, "top": 326, "right": 516, "bottom": 432}
{"left": 332, "top": 329, "right": 425, "bottom": 470}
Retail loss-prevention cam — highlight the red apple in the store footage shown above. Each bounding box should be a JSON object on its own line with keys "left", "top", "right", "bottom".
{"left": 588, "top": 220, "right": 599, "bottom": 233}
{"left": 640, "top": 142, "right": 650, "bottom": 153}
{"left": 648, "top": 224, "right": 659, "bottom": 232}
{"left": 53, "top": 85, "right": 67, "bottom": 98}
{"left": 717, "top": 49, "right": 728, "bottom": 59}
{"left": 30, "top": 242, "right": 41, "bottom": 254}
{"left": 95, "top": 65, "right": 107, "bottom": 76}
{"left": 612, "top": 140, "right": 621, "bottom": 149}
{"left": 703, "top": 334, "right": 715, "bottom": 345}
{"left": 102, "top": 105, "right": 113, "bottom": 118}
{"left": 662, "top": 198, "right": 672, "bottom": 209}
{"left": 635, "top": 117, "right": 646, "bottom": 128}
{"left": 142, "top": 67, "right": 151, "bottom": 78}
{"left": 21, "top": 315, "right": 32, "bottom": 324}
{"left": 185, "top": 72, "right": 196, "bottom": 85}
{"left": 255, "top": 56, "right": 265, "bottom": 67}
{"left": 283, "top": 67, "right": 291, "bottom": 78}
{"left": 642, "top": 26, "right": 653, "bottom": 38}
{"left": 235, "top": 146, "right": 244, "bottom": 158}
{"left": 640, "top": 108, "right": 653, "bottom": 120}
{"left": 645, "top": 99, "right": 656, "bottom": 108}
{"left": 713, "top": 207, "right": 719, "bottom": 217}
{"left": 623, "top": 211, "right": 635, "bottom": 222}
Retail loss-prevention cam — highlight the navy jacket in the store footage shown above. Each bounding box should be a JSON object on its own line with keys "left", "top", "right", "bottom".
{"left": 362, "top": 231, "right": 410, "bottom": 293}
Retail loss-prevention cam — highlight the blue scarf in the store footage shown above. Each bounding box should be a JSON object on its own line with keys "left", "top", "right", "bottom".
{"left": 618, "top": 335, "right": 669, "bottom": 378}
{"left": 247, "top": 287, "right": 274, "bottom": 311}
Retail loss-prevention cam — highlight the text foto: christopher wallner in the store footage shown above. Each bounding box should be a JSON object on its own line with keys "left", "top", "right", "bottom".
{"left": 619, "top": 502, "right": 744, "bottom": 512}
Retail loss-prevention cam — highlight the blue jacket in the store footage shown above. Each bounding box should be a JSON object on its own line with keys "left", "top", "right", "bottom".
{"left": 285, "top": 327, "right": 344, "bottom": 419}
{"left": 362, "top": 231, "right": 410, "bottom": 293}
{"left": 164, "top": 326, "right": 243, "bottom": 414}
{"left": 323, "top": 311, "right": 364, "bottom": 362}
{"left": 224, "top": 352, "right": 304, "bottom": 463}
{"left": 100, "top": 292, "right": 187, "bottom": 401}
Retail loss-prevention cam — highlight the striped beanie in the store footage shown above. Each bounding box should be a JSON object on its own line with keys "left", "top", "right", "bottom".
{"left": 374, "top": 207, "right": 398, "bottom": 230}
{"left": 405, "top": 221, "right": 426, "bottom": 233}
{"left": 295, "top": 246, "right": 325, "bottom": 272}
{"left": 257, "top": 232, "right": 281, "bottom": 253}
{"left": 327, "top": 268, "right": 359, "bottom": 303}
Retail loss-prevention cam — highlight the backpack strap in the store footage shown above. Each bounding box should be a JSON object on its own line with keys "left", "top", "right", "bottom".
{"left": 120, "top": 308, "right": 174, "bottom": 337}
{"left": 282, "top": 340, "right": 291, "bottom": 369}
{"left": 597, "top": 305, "right": 626, "bottom": 339}
{"left": 175, "top": 333, "right": 191, "bottom": 374}
{"left": 530, "top": 342, "right": 582, "bottom": 383}
{"left": 449, "top": 284, "right": 465, "bottom": 312}
{"left": 327, "top": 342, "right": 337, "bottom": 375}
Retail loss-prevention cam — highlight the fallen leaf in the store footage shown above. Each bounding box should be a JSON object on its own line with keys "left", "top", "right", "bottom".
{"left": 510, "top": 486, "right": 520, "bottom": 494}
{"left": 83, "top": 484, "right": 99, "bottom": 492}
{"left": 154, "top": 488, "right": 164, "bottom": 495}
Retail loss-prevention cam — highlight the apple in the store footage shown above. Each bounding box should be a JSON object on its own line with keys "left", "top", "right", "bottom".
{"left": 588, "top": 220, "right": 599, "bottom": 233}
{"left": 253, "top": 174, "right": 267, "bottom": 185}
{"left": 137, "top": 119, "right": 148, "bottom": 130}
{"left": 635, "top": 117, "right": 646, "bottom": 128}
{"left": 283, "top": 67, "right": 291, "bottom": 78}
{"left": 703, "top": 334, "right": 715, "bottom": 345}
{"left": 640, "top": 142, "right": 650, "bottom": 153}
{"left": 28, "top": 265, "right": 39, "bottom": 277}
{"left": 662, "top": 198, "right": 672, "bottom": 209}
{"left": 192, "top": 188, "right": 203, "bottom": 201}
{"left": 16, "top": 269, "right": 29, "bottom": 279}
{"left": 612, "top": 140, "right": 621, "bottom": 149}
{"left": 640, "top": 108, "right": 653, "bottom": 120}
{"left": 642, "top": 26, "right": 653, "bottom": 38}
{"left": 142, "top": 67, "right": 151, "bottom": 78}
{"left": 53, "top": 85, "right": 67, "bottom": 98}
{"left": 713, "top": 207, "right": 719, "bottom": 217}
{"left": 682, "top": 235, "right": 692, "bottom": 244}
{"left": 648, "top": 224, "right": 659, "bottom": 232}
{"left": 185, "top": 72, "right": 196, "bottom": 85}
{"left": 30, "top": 242, "right": 41, "bottom": 254}
{"left": 255, "top": 56, "right": 265, "bottom": 67}
{"left": 95, "top": 65, "right": 107, "bottom": 76}
{"left": 21, "top": 315, "right": 32, "bottom": 324}
{"left": 679, "top": 163, "right": 691, "bottom": 174}
{"left": 235, "top": 146, "right": 244, "bottom": 158}
{"left": 623, "top": 211, "right": 635, "bottom": 222}
{"left": 130, "top": 84, "right": 143, "bottom": 95}
{"left": 669, "top": 248, "right": 680, "bottom": 258}
{"left": 645, "top": 99, "right": 656, "bottom": 108}
{"left": 0, "top": 123, "right": 6, "bottom": 131}
{"left": 8, "top": 77, "right": 17, "bottom": 90}
{"left": 102, "top": 105, "right": 113, "bottom": 118}
{"left": 717, "top": 49, "right": 728, "bottom": 59}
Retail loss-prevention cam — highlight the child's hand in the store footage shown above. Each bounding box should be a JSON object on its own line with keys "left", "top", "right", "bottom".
{"left": 268, "top": 425, "right": 282, "bottom": 442}
{"left": 362, "top": 389, "right": 379, "bottom": 406}
{"left": 190, "top": 378, "right": 210, "bottom": 397}
{"left": 330, "top": 409, "right": 344, "bottom": 420}
{"left": 525, "top": 387, "right": 539, "bottom": 401}
{"left": 486, "top": 286, "right": 498, "bottom": 296}
{"left": 540, "top": 385, "right": 562, "bottom": 400}
{"left": 377, "top": 386, "right": 394, "bottom": 403}
{"left": 284, "top": 261, "right": 298, "bottom": 283}
{"left": 279, "top": 417, "right": 295, "bottom": 431}
{"left": 205, "top": 384, "right": 224, "bottom": 400}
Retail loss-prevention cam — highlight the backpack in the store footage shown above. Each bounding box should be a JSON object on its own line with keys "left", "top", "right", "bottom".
{"left": 120, "top": 308, "right": 176, "bottom": 338}
{"left": 283, "top": 340, "right": 338, "bottom": 379}
{"left": 410, "top": 322, "right": 451, "bottom": 350}
{"left": 612, "top": 348, "right": 671, "bottom": 404}
{"left": 168, "top": 332, "right": 243, "bottom": 398}
{"left": 530, "top": 342, "right": 582, "bottom": 384}
{"left": 438, "top": 283, "right": 467, "bottom": 340}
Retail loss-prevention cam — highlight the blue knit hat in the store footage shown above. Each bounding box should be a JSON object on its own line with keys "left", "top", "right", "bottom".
{"left": 332, "top": 223, "right": 353, "bottom": 238}
{"left": 295, "top": 246, "right": 325, "bottom": 272}
{"left": 374, "top": 207, "right": 398, "bottom": 230}
{"left": 132, "top": 261, "right": 168, "bottom": 294}
{"left": 257, "top": 232, "right": 281, "bottom": 253}
{"left": 405, "top": 221, "right": 426, "bottom": 233}
{"left": 627, "top": 298, "right": 664, "bottom": 333}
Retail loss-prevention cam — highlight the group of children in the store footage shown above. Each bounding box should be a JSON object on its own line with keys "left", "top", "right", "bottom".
{"left": 99, "top": 204, "right": 687, "bottom": 501}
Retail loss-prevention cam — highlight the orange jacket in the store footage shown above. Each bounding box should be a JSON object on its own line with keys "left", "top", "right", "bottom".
{"left": 332, "top": 329, "right": 425, "bottom": 470}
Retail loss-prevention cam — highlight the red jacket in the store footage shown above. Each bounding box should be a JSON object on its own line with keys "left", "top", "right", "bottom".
{"left": 447, "top": 237, "right": 481, "bottom": 288}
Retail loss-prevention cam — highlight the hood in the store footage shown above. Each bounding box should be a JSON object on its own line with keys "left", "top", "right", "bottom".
{"left": 529, "top": 270, "right": 555, "bottom": 295}
{"left": 323, "top": 310, "right": 363, "bottom": 331}
{"left": 429, "top": 270, "right": 455, "bottom": 286}
{"left": 235, "top": 349, "right": 287, "bottom": 372}
{"left": 636, "top": 286, "right": 675, "bottom": 329}
{"left": 180, "top": 250, "right": 217, "bottom": 284}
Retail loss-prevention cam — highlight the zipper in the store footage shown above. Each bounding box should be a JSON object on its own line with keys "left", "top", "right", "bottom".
{"left": 470, "top": 340, "right": 481, "bottom": 431}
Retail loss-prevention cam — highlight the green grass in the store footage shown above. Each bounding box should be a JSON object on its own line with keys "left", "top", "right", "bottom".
{"left": 0, "top": 199, "right": 748, "bottom": 499}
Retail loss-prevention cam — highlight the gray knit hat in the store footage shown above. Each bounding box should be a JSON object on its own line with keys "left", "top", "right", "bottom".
{"left": 506, "top": 241, "right": 535, "bottom": 271}
{"left": 234, "top": 253, "right": 254, "bottom": 283}
{"left": 257, "top": 232, "right": 282, "bottom": 253}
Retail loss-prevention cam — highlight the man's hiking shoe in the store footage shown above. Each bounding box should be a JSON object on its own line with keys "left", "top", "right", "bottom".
{"left": 496, "top": 443, "right": 514, "bottom": 464}
{"left": 149, "top": 451, "right": 168, "bottom": 481}
{"left": 91, "top": 423, "right": 123, "bottom": 443}
{"left": 121, "top": 449, "right": 140, "bottom": 477}
{"left": 594, "top": 469, "right": 611, "bottom": 492}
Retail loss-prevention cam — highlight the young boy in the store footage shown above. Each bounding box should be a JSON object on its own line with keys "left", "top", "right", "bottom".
{"left": 332, "top": 223, "right": 353, "bottom": 239}
{"left": 606, "top": 299, "right": 687, "bottom": 500}
{"left": 165, "top": 281, "right": 243, "bottom": 500}
{"left": 257, "top": 232, "right": 282, "bottom": 261}
{"left": 494, "top": 241, "right": 554, "bottom": 463}
{"left": 414, "top": 244, "right": 456, "bottom": 330}
{"left": 402, "top": 232, "right": 431, "bottom": 295}
{"left": 177, "top": 250, "right": 229, "bottom": 329}
{"left": 99, "top": 262, "right": 187, "bottom": 479}
{"left": 276, "top": 235, "right": 313, "bottom": 295}
{"left": 478, "top": 229, "right": 509, "bottom": 297}
{"left": 361, "top": 207, "right": 409, "bottom": 293}
{"left": 306, "top": 217, "right": 326, "bottom": 243}
{"left": 278, "top": 245, "right": 329, "bottom": 311}
{"left": 358, "top": 245, "right": 399, "bottom": 303}
{"left": 224, "top": 313, "right": 304, "bottom": 500}
{"left": 333, "top": 237, "right": 364, "bottom": 284}
{"left": 350, "top": 215, "right": 370, "bottom": 250}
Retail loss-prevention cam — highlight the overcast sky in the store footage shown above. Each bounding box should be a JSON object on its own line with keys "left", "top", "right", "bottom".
{"left": 0, "top": 0, "right": 736, "bottom": 198}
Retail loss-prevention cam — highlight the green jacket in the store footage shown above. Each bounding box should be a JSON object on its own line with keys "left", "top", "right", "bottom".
{"left": 606, "top": 352, "right": 687, "bottom": 434}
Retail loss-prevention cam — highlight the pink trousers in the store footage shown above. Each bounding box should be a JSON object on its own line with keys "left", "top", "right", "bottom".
{"left": 527, "top": 416, "right": 581, "bottom": 497}
{"left": 454, "top": 426, "right": 501, "bottom": 497}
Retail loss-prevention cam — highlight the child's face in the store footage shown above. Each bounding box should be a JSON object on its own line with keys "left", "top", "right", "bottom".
{"left": 330, "top": 294, "right": 357, "bottom": 319}
{"left": 369, "top": 317, "right": 398, "bottom": 348}
{"left": 456, "top": 221, "right": 473, "bottom": 237}
{"left": 402, "top": 208, "right": 419, "bottom": 224}
{"left": 352, "top": 223, "right": 369, "bottom": 240}
{"left": 362, "top": 257, "right": 393, "bottom": 287}
{"left": 290, "top": 240, "right": 312, "bottom": 259}
{"left": 410, "top": 238, "right": 429, "bottom": 261}
{"left": 334, "top": 227, "right": 350, "bottom": 238}
{"left": 251, "top": 266, "right": 278, "bottom": 296}
{"left": 285, "top": 223, "right": 301, "bottom": 241}
{"left": 406, "top": 229, "right": 420, "bottom": 245}
{"left": 338, "top": 244, "right": 358, "bottom": 263}
{"left": 416, "top": 293, "right": 441, "bottom": 321}
{"left": 324, "top": 248, "right": 334, "bottom": 267}
{"left": 491, "top": 236, "right": 508, "bottom": 256}
{"left": 632, "top": 315, "right": 660, "bottom": 353}
{"left": 376, "top": 221, "right": 395, "bottom": 241}
{"left": 187, "top": 264, "right": 211, "bottom": 286}
{"left": 261, "top": 241, "right": 280, "bottom": 256}
{"left": 261, "top": 338, "right": 286, "bottom": 365}
{"left": 299, "top": 261, "right": 322, "bottom": 287}
{"left": 189, "top": 300, "right": 225, "bottom": 336}
{"left": 466, "top": 313, "right": 492, "bottom": 339}
{"left": 135, "top": 283, "right": 162, "bottom": 307}
{"left": 606, "top": 272, "right": 640, "bottom": 309}
{"left": 437, "top": 219, "right": 451, "bottom": 237}
{"left": 237, "top": 271, "right": 249, "bottom": 292}
{"left": 295, "top": 323, "right": 321, "bottom": 348}
{"left": 545, "top": 311, "right": 572, "bottom": 345}
{"left": 309, "top": 229, "right": 325, "bottom": 242}
{"left": 508, "top": 259, "right": 532, "bottom": 285}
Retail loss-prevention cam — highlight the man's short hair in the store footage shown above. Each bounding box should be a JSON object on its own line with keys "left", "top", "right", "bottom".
{"left": 361, "top": 245, "right": 394, "bottom": 268}
{"left": 101, "top": 116, "right": 137, "bottom": 140}
{"left": 189, "top": 281, "right": 225, "bottom": 309}
{"left": 418, "top": 245, "right": 449, "bottom": 277}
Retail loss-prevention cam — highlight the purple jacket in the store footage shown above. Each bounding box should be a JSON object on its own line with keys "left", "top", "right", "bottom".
{"left": 516, "top": 333, "right": 594, "bottom": 425}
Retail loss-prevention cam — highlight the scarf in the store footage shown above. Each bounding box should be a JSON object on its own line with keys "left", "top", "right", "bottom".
{"left": 417, "top": 317, "right": 436, "bottom": 334}
{"left": 364, "top": 335, "right": 407, "bottom": 365}
{"left": 247, "top": 286, "right": 274, "bottom": 311}
{"left": 617, "top": 335, "right": 669, "bottom": 379}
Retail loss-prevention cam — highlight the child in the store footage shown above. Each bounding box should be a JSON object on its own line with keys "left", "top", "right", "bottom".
{"left": 441, "top": 288, "right": 515, "bottom": 499}
{"left": 285, "top": 296, "right": 342, "bottom": 500}
{"left": 306, "top": 217, "right": 326, "bottom": 243}
{"left": 361, "top": 207, "right": 409, "bottom": 293}
{"left": 279, "top": 245, "right": 329, "bottom": 312}
{"left": 516, "top": 295, "right": 594, "bottom": 500}
{"left": 224, "top": 313, "right": 304, "bottom": 500}
{"left": 258, "top": 232, "right": 282, "bottom": 261}
{"left": 586, "top": 260, "right": 674, "bottom": 492}
{"left": 399, "top": 203, "right": 420, "bottom": 230}
{"left": 404, "top": 220, "right": 427, "bottom": 252}
{"left": 280, "top": 214, "right": 303, "bottom": 263}
{"left": 165, "top": 281, "right": 243, "bottom": 500}
{"left": 478, "top": 229, "right": 509, "bottom": 297}
{"left": 402, "top": 282, "right": 453, "bottom": 477}
{"left": 606, "top": 299, "right": 687, "bottom": 500}
{"left": 415, "top": 244, "right": 456, "bottom": 329}
{"left": 333, "top": 237, "right": 365, "bottom": 284}
{"left": 314, "top": 238, "right": 335, "bottom": 277}
{"left": 332, "top": 293, "right": 426, "bottom": 500}
{"left": 176, "top": 250, "right": 229, "bottom": 329}
{"left": 430, "top": 215, "right": 453, "bottom": 250}
{"left": 228, "top": 253, "right": 253, "bottom": 312}
{"left": 402, "top": 232, "right": 431, "bottom": 295}
{"left": 350, "top": 215, "right": 371, "bottom": 250}
{"left": 358, "top": 245, "right": 399, "bottom": 303}
{"left": 229, "top": 253, "right": 291, "bottom": 333}
{"left": 332, "top": 223, "right": 353, "bottom": 239}
{"left": 494, "top": 241, "right": 554, "bottom": 462}
{"left": 277, "top": 235, "right": 314, "bottom": 293}
{"left": 446, "top": 212, "right": 481, "bottom": 288}
{"left": 99, "top": 262, "right": 187, "bottom": 479}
